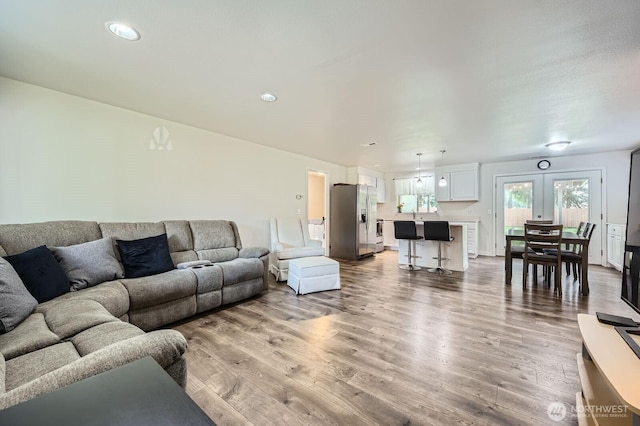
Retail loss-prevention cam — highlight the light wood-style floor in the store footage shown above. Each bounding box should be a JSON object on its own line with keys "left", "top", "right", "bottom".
{"left": 173, "top": 251, "right": 637, "bottom": 426}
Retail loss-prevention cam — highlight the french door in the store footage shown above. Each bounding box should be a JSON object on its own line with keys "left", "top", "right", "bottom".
{"left": 496, "top": 170, "right": 602, "bottom": 264}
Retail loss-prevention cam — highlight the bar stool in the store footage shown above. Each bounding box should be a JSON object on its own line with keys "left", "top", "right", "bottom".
{"left": 423, "top": 221, "right": 454, "bottom": 274}
{"left": 394, "top": 221, "right": 422, "bottom": 270}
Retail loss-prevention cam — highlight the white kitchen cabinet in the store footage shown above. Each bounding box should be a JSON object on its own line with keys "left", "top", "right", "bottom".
{"left": 465, "top": 221, "right": 478, "bottom": 258}
{"left": 450, "top": 220, "right": 479, "bottom": 258}
{"left": 607, "top": 223, "right": 625, "bottom": 271}
{"left": 346, "top": 166, "right": 386, "bottom": 203}
{"left": 383, "top": 220, "right": 397, "bottom": 249}
{"left": 435, "top": 163, "right": 479, "bottom": 201}
{"left": 376, "top": 177, "right": 386, "bottom": 203}
{"left": 358, "top": 174, "right": 376, "bottom": 187}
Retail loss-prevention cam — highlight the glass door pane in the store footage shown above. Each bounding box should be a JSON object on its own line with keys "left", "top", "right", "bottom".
{"left": 495, "top": 175, "right": 543, "bottom": 256}
{"left": 504, "top": 181, "right": 534, "bottom": 236}
{"left": 543, "top": 170, "right": 602, "bottom": 264}
{"left": 553, "top": 178, "right": 589, "bottom": 232}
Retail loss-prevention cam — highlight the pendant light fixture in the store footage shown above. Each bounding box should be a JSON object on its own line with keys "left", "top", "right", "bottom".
{"left": 438, "top": 150, "right": 448, "bottom": 187}
{"left": 416, "top": 153, "right": 423, "bottom": 187}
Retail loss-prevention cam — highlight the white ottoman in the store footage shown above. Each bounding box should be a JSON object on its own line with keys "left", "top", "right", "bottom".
{"left": 287, "top": 257, "right": 340, "bottom": 295}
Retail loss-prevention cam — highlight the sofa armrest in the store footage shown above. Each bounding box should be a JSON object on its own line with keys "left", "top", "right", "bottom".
{"left": 275, "top": 242, "right": 294, "bottom": 251}
{"left": 239, "top": 247, "right": 270, "bottom": 258}
{"left": 0, "top": 330, "right": 186, "bottom": 410}
{"left": 307, "top": 239, "right": 323, "bottom": 248}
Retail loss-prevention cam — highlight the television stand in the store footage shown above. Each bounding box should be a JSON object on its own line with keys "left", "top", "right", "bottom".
{"left": 577, "top": 314, "right": 640, "bottom": 425}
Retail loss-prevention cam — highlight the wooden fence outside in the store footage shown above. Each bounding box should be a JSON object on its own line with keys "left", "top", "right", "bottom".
{"left": 504, "top": 208, "right": 589, "bottom": 227}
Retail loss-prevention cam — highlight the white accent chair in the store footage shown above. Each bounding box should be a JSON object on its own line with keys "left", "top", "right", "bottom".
{"left": 269, "top": 218, "right": 325, "bottom": 281}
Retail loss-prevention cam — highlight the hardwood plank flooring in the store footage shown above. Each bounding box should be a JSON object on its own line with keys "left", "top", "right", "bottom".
{"left": 173, "top": 252, "right": 638, "bottom": 425}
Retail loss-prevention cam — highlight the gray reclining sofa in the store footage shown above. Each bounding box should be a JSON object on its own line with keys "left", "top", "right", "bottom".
{"left": 0, "top": 219, "right": 269, "bottom": 409}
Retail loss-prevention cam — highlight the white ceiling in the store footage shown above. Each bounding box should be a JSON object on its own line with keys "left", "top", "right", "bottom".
{"left": 1, "top": 0, "right": 640, "bottom": 172}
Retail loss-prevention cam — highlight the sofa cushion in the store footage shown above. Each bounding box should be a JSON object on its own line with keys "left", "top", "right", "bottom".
{"left": 44, "top": 300, "right": 119, "bottom": 340}
{"left": 121, "top": 269, "right": 197, "bottom": 310}
{"left": 196, "top": 247, "right": 239, "bottom": 263}
{"left": 37, "top": 280, "right": 130, "bottom": 319}
{"left": 128, "top": 297, "right": 196, "bottom": 332}
{"left": 5, "top": 342, "right": 80, "bottom": 391}
{"left": 170, "top": 250, "right": 198, "bottom": 265}
{"left": 51, "top": 237, "right": 124, "bottom": 291}
{"left": 71, "top": 322, "right": 145, "bottom": 356}
{"left": 0, "top": 314, "right": 59, "bottom": 361}
{"left": 0, "top": 330, "right": 187, "bottom": 410}
{"left": 116, "top": 234, "right": 175, "bottom": 278}
{"left": 273, "top": 218, "right": 307, "bottom": 247}
{"left": 4, "top": 246, "right": 69, "bottom": 303}
{"left": 0, "top": 258, "right": 37, "bottom": 333}
{"left": 275, "top": 245, "right": 325, "bottom": 260}
{"left": 0, "top": 221, "right": 101, "bottom": 256}
{"left": 99, "top": 222, "right": 166, "bottom": 242}
{"left": 218, "top": 258, "right": 264, "bottom": 286}
{"left": 190, "top": 220, "right": 239, "bottom": 250}
{"left": 163, "top": 220, "right": 194, "bottom": 252}
{"left": 99, "top": 222, "right": 166, "bottom": 261}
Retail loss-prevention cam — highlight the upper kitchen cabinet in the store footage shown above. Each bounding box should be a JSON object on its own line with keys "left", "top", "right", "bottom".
{"left": 435, "top": 163, "right": 479, "bottom": 201}
{"left": 346, "top": 167, "right": 386, "bottom": 203}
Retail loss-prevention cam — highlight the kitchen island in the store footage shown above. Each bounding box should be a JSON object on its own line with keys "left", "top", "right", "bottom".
{"left": 397, "top": 221, "right": 469, "bottom": 271}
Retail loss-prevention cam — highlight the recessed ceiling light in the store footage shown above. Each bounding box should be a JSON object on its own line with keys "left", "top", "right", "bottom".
{"left": 105, "top": 21, "right": 141, "bottom": 41}
{"left": 260, "top": 92, "right": 277, "bottom": 102}
{"left": 360, "top": 142, "right": 376, "bottom": 147}
{"left": 545, "top": 141, "right": 571, "bottom": 151}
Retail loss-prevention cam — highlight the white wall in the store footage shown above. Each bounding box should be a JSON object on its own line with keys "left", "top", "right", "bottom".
{"left": 379, "top": 151, "right": 632, "bottom": 257}
{"left": 0, "top": 77, "right": 346, "bottom": 247}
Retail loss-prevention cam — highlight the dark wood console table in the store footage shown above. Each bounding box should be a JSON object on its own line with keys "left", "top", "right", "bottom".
{"left": 0, "top": 357, "right": 216, "bottom": 426}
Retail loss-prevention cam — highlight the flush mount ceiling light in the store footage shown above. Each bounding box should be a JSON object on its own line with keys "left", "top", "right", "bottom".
{"left": 438, "top": 150, "right": 448, "bottom": 187}
{"left": 416, "top": 153, "right": 423, "bottom": 186}
{"left": 260, "top": 92, "right": 277, "bottom": 102}
{"left": 105, "top": 21, "right": 140, "bottom": 41}
{"left": 545, "top": 141, "right": 571, "bottom": 151}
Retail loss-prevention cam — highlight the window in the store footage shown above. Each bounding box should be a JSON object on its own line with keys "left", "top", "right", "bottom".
{"left": 395, "top": 177, "right": 438, "bottom": 213}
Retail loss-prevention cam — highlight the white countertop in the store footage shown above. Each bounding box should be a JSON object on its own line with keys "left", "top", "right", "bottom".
{"left": 382, "top": 216, "right": 480, "bottom": 222}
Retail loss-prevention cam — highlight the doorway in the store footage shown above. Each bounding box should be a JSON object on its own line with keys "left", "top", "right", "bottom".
{"left": 495, "top": 170, "right": 603, "bottom": 264}
{"left": 307, "top": 170, "right": 328, "bottom": 254}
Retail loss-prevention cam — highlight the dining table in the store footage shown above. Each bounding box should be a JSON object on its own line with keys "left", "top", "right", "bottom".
{"left": 504, "top": 229, "right": 591, "bottom": 295}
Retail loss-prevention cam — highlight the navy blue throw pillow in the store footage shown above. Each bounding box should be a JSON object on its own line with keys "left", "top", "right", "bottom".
{"left": 116, "top": 233, "right": 174, "bottom": 278}
{"left": 4, "top": 245, "right": 70, "bottom": 303}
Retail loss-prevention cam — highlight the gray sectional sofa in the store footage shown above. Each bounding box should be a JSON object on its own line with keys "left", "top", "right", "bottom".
{"left": 0, "top": 219, "right": 269, "bottom": 410}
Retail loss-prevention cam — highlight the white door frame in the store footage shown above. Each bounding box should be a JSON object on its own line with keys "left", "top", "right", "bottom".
{"left": 306, "top": 169, "right": 330, "bottom": 256}
{"left": 493, "top": 167, "right": 607, "bottom": 265}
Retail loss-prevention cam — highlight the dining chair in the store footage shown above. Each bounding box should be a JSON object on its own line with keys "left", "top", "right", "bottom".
{"left": 507, "top": 220, "right": 553, "bottom": 278}
{"left": 522, "top": 223, "right": 564, "bottom": 294}
{"left": 555, "top": 223, "right": 595, "bottom": 284}
{"left": 543, "top": 221, "right": 586, "bottom": 279}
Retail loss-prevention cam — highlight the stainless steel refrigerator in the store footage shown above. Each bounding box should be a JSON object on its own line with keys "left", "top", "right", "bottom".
{"left": 329, "top": 184, "right": 377, "bottom": 259}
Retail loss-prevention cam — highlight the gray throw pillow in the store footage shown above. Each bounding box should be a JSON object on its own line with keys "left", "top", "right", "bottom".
{"left": 51, "top": 237, "right": 124, "bottom": 291}
{"left": 0, "top": 257, "right": 37, "bottom": 333}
